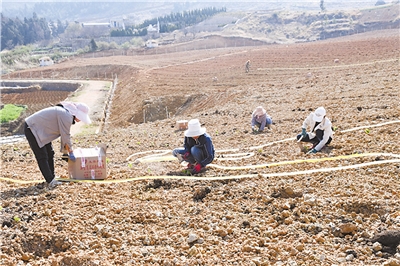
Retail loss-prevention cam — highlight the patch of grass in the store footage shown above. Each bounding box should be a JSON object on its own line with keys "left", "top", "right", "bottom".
{"left": 0, "top": 104, "right": 27, "bottom": 123}
{"left": 75, "top": 123, "right": 98, "bottom": 136}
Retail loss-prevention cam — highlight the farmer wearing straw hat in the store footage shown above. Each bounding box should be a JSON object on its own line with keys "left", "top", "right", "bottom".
{"left": 251, "top": 106, "right": 273, "bottom": 133}
{"left": 24, "top": 101, "right": 91, "bottom": 187}
{"left": 296, "top": 106, "right": 333, "bottom": 154}
{"left": 172, "top": 119, "right": 215, "bottom": 174}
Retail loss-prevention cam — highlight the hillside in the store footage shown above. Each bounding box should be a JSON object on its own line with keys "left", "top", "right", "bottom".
{"left": 191, "top": 3, "right": 400, "bottom": 44}
{"left": 1, "top": 0, "right": 400, "bottom": 263}
{"left": 1, "top": 24, "right": 400, "bottom": 265}
{"left": 1, "top": 0, "right": 381, "bottom": 23}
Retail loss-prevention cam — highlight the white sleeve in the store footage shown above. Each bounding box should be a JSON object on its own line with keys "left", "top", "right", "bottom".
{"left": 315, "top": 120, "right": 332, "bottom": 151}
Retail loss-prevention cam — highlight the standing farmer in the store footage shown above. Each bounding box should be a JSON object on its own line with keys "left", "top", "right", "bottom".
{"left": 245, "top": 60, "right": 251, "bottom": 73}
{"left": 24, "top": 101, "right": 91, "bottom": 186}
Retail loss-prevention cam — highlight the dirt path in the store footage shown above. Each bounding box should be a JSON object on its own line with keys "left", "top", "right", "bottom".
{"left": 66, "top": 80, "right": 112, "bottom": 136}
{"left": 0, "top": 80, "right": 111, "bottom": 145}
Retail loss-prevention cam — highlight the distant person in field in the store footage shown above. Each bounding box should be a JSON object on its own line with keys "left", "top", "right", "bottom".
{"left": 296, "top": 106, "right": 333, "bottom": 154}
{"left": 24, "top": 101, "right": 91, "bottom": 187}
{"left": 251, "top": 106, "right": 273, "bottom": 133}
{"left": 245, "top": 60, "right": 251, "bottom": 73}
{"left": 172, "top": 119, "right": 215, "bottom": 174}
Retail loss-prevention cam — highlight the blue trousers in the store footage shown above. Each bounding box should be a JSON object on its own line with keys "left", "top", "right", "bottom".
{"left": 255, "top": 117, "right": 272, "bottom": 126}
{"left": 173, "top": 146, "right": 204, "bottom": 165}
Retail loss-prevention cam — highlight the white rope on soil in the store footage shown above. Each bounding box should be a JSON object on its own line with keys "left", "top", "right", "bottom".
{"left": 1, "top": 120, "right": 399, "bottom": 184}
{"left": 129, "top": 120, "right": 400, "bottom": 165}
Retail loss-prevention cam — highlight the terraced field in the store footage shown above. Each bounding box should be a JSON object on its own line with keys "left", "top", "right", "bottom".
{"left": 1, "top": 29, "right": 399, "bottom": 265}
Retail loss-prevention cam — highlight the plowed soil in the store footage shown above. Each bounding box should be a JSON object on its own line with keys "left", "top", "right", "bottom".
{"left": 1, "top": 29, "right": 400, "bottom": 265}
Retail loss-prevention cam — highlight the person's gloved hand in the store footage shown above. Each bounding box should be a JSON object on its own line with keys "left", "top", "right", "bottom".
{"left": 301, "top": 128, "right": 307, "bottom": 137}
{"left": 307, "top": 148, "right": 318, "bottom": 154}
{"left": 191, "top": 164, "right": 202, "bottom": 174}
{"left": 252, "top": 126, "right": 256, "bottom": 132}
{"left": 68, "top": 152, "right": 76, "bottom": 162}
{"left": 182, "top": 152, "right": 190, "bottom": 160}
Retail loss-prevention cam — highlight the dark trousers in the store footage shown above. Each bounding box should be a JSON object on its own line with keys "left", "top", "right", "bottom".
{"left": 296, "top": 129, "right": 332, "bottom": 147}
{"left": 24, "top": 122, "right": 55, "bottom": 183}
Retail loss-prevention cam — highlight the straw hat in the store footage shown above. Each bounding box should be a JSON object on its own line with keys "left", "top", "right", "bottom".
{"left": 184, "top": 119, "right": 206, "bottom": 137}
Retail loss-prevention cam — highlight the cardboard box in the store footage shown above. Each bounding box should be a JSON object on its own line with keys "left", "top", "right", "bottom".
{"left": 176, "top": 120, "right": 188, "bottom": 130}
{"left": 68, "top": 145, "right": 107, "bottom": 180}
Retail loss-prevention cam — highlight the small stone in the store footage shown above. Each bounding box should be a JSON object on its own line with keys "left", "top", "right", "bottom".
{"left": 281, "top": 210, "right": 290, "bottom": 218}
{"left": 295, "top": 244, "right": 304, "bottom": 252}
{"left": 303, "top": 194, "right": 316, "bottom": 205}
{"left": 339, "top": 223, "right": 357, "bottom": 234}
{"left": 21, "top": 253, "right": 31, "bottom": 261}
{"left": 382, "top": 258, "right": 400, "bottom": 266}
{"left": 94, "top": 224, "right": 105, "bottom": 232}
{"left": 187, "top": 233, "right": 198, "bottom": 244}
{"left": 109, "top": 238, "right": 121, "bottom": 245}
{"left": 372, "top": 242, "right": 382, "bottom": 251}
{"left": 188, "top": 246, "right": 198, "bottom": 257}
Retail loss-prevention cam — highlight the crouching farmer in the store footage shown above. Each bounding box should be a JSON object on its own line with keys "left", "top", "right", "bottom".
{"left": 296, "top": 106, "right": 333, "bottom": 154}
{"left": 251, "top": 106, "right": 273, "bottom": 133}
{"left": 173, "top": 119, "right": 215, "bottom": 174}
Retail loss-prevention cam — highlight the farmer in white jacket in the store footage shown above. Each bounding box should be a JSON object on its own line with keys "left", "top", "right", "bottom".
{"left": 296, "top": 107, "right": 333, "bottom": 154}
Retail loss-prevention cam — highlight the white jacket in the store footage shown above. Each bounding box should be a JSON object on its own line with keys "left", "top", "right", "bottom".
{"left": 302, "top": 112, "right": 333, "bottom": 151}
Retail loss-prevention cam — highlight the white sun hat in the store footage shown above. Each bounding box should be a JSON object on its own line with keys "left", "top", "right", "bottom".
{"left": 184, "top": 119, "right": 206, "bottom": 137}
{"left": 61, "top": 101, "right": 92, "bottom": 124}
{"left": 313, "top": 107, "right": 326, "bottom": 122}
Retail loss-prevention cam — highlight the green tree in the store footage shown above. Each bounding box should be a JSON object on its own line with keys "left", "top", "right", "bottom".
{"left": 320, "top": 0, "right": 326, "bottom": 11}
{"left": 55, "top": 19, "right": 67, "bottom": 36}
{"left": 1, "top": 12, "right": 51, "bottom": 50}
{"left": 89, "top": 38, "right": 98, "bottom": 52}
{"left": 63, "top": 22, "right": 82, "bottom": 39}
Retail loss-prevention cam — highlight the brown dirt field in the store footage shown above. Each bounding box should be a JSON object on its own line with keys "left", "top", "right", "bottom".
{"left": 1, "top": 29, "right": 400, "bottom": 265}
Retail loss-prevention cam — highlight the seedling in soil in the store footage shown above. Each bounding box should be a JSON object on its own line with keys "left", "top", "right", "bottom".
{"left": 182, "top": 169, "right": 192, "bottom": 175}
{"left": 365, "top": 128, "right": 370, "bottom": 134}
{"left": 13, "top": 216, "right": 21, "bottom": 223}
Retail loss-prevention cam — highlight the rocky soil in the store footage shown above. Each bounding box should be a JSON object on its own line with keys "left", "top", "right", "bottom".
{"left": 1, "top": 29, "right": 400, "bottom": 265}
